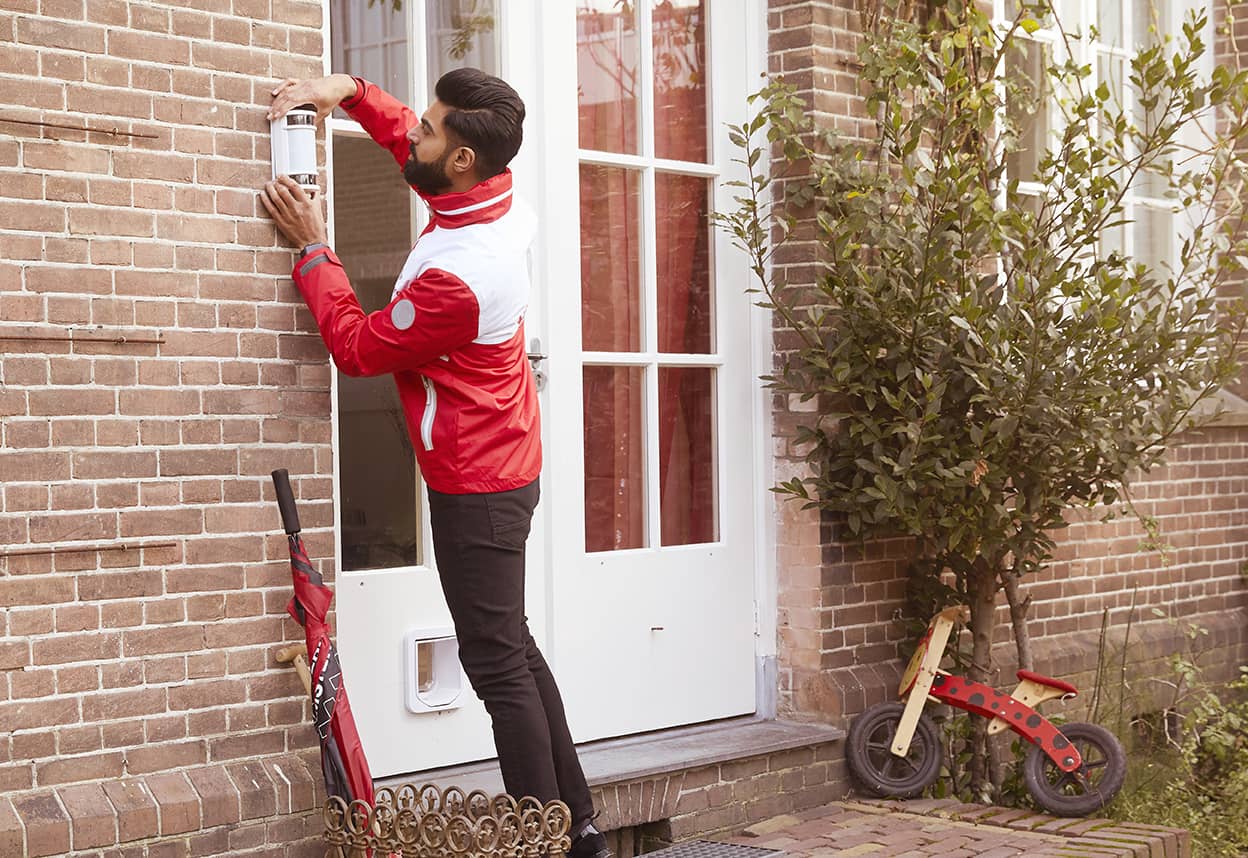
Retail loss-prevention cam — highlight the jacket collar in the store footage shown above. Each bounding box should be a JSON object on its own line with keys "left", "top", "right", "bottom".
{"left": 421, "top": 169, "right": 514, "bottom": 229}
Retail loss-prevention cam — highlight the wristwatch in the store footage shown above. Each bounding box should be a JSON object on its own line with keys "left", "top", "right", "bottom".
{"left": 299, "top": 242, "right": 329, "bottom": 259}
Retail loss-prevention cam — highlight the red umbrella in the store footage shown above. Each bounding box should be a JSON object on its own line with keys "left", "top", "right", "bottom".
{"left": 272, "top": 468, "right": 374, "bottom": 809}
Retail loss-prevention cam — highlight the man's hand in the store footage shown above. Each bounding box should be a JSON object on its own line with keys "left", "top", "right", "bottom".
{"left": 260, "top": 176, "right": 329, "bottom": 250}
{"left": 268, "top": 74, "right": 359, "bottom": 124}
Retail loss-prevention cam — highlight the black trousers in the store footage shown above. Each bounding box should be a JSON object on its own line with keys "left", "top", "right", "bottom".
{"left": 427, "top": 478, "right": 594, "bottom": 826}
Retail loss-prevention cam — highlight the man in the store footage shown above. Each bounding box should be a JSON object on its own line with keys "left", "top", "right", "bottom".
{"left": 260, "top": 69, "right": 609, "bottom": 858}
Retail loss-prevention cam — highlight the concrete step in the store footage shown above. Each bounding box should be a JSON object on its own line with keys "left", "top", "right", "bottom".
{"left": 375, "top": 716, "right": 845, "bottom": 796}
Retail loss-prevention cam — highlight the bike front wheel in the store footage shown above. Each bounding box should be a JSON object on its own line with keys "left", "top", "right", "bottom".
{"left": 1023, "top": 721, "right": 1126, "bottom": 816}
{"left": 845, "top": 702, "right": 943, "bottom": 798}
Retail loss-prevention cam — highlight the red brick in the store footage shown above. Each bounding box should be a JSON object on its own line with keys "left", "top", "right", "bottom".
{"left": 118, "top": 389, "right": 199, "bottom": 416}
{"left": 33, "top": 631, "right": 121, "bottom": 666}
{"left": 191, "top": 41, "right": 269, "bottom": 75}
{"left": 71, "top": 450, "right": 157, "bottom": 479}
{"left": 113, "top": 151, "right": 195, "bottom": 183}
{"left": 85, "top": 55, "right": 128, "bottom": 86}
{"left": 272, "top": 0, "right": 322, "bottom": 27}
{"left": 224, "top": 760, "right": 278, "bottom": 819}
{"left": 126, "top": 741, "right": 206, "bottom": 775}
{"left": 77, "top": 569, "right": 162, "bottom": 601}
{"left": 22, "top": 140, "right": 111, "bottom": 174}
{"left": 36, "top": 751, "right": 125, "bottom": 786}
{"left": 17, "top": 16, "right": 104, "bottom": 50}
{"left": 147, "top": 772, "right": 201, "bottom": 835}
{"left": 0, "top": 577, "right": 75, "bottom": 608}
{"left": 0, "top": 697, "right": 79, "bottom": 732}
{"left": 0, "top": 451, "right": 70, "bottom": 481}
{"left": 0, "top": 200, "right": 65, "bottom": 232}
{"left": 102, "top": 779, "right": 158, "bottom": 843}
{"left": 11, "top": 793, "right": 69, "bottom": 858}
{"left": 28, "top": 511, "right": 116, "bottom": 543}
{"left": 68, "top": 207, "right": 154, "bottom": 237}
{"left": 57, "top": 725, "right": 103, "bottom": 756}
{"left": 159, "top": 448, "right": 238, "bottom": 477}
{"left": 25, "top": 266, "right": 112, "bottom": 295}
{"left": 0, "top": 797, "right": 23, "bottom": 858}
{"left": 119, "top": 507, "right": 204, "bottom": 538}
{"left": 81, "top": 687, "right": 166, "bottom": 722}
{"left": 66, "top": 85, "right": 151, "bottom": 119}
{"left": 54, "top": 604, "right": 99, "bottom": 633}
{"left": 108, "top": 29, "right": 189, "bottom": 65}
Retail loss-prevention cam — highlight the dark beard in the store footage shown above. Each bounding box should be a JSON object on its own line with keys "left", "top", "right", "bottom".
{"left": 403, "top": 146, "right": 453, "bottom": 195}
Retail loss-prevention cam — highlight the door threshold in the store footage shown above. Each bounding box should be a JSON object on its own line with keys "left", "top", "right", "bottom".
{"left": 373, "top": 716, "right": 846, "bottom": 795}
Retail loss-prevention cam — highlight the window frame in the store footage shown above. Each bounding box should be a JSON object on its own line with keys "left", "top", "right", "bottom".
{"left": 995, "top": 0, "right": 1213, "bottom": 277}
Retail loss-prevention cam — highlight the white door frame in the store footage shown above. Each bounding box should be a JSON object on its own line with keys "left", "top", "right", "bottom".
{"left": 527, "top": 0, "right": 773, "bottom": 741}
{"left": 321, "top": 0, "right": 775, "bottom": 777}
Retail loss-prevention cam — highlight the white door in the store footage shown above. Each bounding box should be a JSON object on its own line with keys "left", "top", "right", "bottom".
{"left": 531, "top": 0, "right": 760, "bottom": 741}
{"left": 326, "top": 0, "right": 550, "bottom": 778}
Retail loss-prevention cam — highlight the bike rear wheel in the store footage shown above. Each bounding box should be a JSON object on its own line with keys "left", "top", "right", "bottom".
{"left": 1023, "top": 721, "right": 1126, "bottom": 816}
{"left": 845, "top": 702, "right": 943, "bottom": 798}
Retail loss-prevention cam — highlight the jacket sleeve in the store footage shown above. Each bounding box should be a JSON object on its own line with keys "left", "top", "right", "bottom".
{"left": 341, "top": 77, "right": 416, "bottom": 169}
{"left": 292, "top": 248, "right": 480, "bottom": 377}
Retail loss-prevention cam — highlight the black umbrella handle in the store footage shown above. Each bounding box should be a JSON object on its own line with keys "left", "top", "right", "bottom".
{"left": 271, "top": 469, "right": 302, "bottom": 535}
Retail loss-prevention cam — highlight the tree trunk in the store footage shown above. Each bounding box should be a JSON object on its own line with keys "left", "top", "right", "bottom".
{"left": 966, "top": 554, "right": 999, "bottom": 796}
{"left": 1000, "top": 566, "right": 1034, "bottom": 672}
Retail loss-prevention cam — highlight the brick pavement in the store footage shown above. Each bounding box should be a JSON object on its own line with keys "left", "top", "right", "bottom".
{"left": 729, "top": 798, "right": 1191, "bottom": 857}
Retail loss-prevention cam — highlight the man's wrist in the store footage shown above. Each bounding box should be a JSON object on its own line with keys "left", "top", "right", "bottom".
{"left": 299, "top": 241, "right": 329, "bottom": 259}
{"left": 338, "top": 74, "right": 364, "bottom": 109}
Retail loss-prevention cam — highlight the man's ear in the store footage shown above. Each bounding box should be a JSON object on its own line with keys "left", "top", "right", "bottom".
{"left": 450, "top": 146, "right": 477, "bottom": 178}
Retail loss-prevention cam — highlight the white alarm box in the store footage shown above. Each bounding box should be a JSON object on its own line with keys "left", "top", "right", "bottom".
{"left": 270, "top": 103, "right": 319, "bottom": 196}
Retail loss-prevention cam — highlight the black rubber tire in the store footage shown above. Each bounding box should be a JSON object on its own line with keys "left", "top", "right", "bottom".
{"left": 1023, "top": 721, "right": 1127, "bottom": 817}
{"left": 845, "top": 702, "right": 944, "bottom": 798}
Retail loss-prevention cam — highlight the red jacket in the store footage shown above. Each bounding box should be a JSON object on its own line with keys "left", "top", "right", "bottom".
{"left": 292, "top": 79, "right": 541, "bottom": 494}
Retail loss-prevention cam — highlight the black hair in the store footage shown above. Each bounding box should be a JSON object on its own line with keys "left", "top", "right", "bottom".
{"left": 434, "top": 68, "right": 525, "bottom": 179}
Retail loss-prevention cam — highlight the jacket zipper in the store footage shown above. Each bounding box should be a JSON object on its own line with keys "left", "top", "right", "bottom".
{"left": 420, "top": 376, "right": 437, "bottom": 451}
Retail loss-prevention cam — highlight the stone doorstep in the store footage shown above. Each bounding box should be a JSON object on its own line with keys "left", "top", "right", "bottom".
{"left": 375, "top": 716, "right": 847, "bottom": 799}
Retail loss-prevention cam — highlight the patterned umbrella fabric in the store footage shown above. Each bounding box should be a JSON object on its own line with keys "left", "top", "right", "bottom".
{"left": 272, "top": 469, "right": 374, "bottom": 808}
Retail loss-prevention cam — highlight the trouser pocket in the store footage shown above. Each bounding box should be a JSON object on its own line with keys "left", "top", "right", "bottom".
{"left": 484, "top": 479, "right": 539, "bottom": 550}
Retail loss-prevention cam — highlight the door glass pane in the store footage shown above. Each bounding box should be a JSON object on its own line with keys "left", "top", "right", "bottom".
{"left": 580, "top": 164, "right": 642, "bottom": 352}
{"left": 1133, "top": 84, "right": 1169, "bottom": 200}
{"left": 584, "top": 366, "right": 646, "bottom": 552}
{"left": 578, "top": 0, "right": 642, "bottom": 154}
{"left": 1004, "top": 0, "right": 1054, "bottom": 27}
{"left": 653, "top": 0, "right": 708, "bottom": 163}
{"left": 1134, "top": 0, "right": 1169, "bottom": 45}
{"left": 1133, "top": 205, "right": 1173, "bottom": 280}
{"left": 1097, "top": 53, "right": 1125, "bottom": 177}
{"left": 1097, "top": 0, "right": 1124, "bottom": 47}
{"left": 1005, "top": 40, "right": 1049, "bottom": 183}
{"left": 426, "top": 0, "right": 499, "bottom": 100}
{"left": 330, "top": 1, "right": 409, "bottom": 105}
{"left": 656, "top": 173, "right": 712, "bottom": 353}
{"left": 659, "top": 368, "right": 716, "bottom": 545}
{"left": 332, "top": 135, "right": 420, "bottom": 571}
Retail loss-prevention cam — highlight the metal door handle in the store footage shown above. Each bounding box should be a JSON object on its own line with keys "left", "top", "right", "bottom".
{"left": 527, "top": 338, "right": 547, "bottom": 391}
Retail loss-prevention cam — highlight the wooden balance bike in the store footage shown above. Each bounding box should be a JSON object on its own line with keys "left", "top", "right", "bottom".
{"left": 845, "top": 606, "right": 1127, "bottom": 816}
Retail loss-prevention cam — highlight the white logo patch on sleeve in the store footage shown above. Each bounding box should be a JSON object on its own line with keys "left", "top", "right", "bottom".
{"left": 390, "top": 298, "right": 416, "bottom": 331}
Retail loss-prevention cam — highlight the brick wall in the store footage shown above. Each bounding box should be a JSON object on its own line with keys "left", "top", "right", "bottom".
{"left": 767, "top": 0, "right": 1248, "bottom": 723}
{"left": 0, "top": 2, "right": 331, "bottom": 855}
